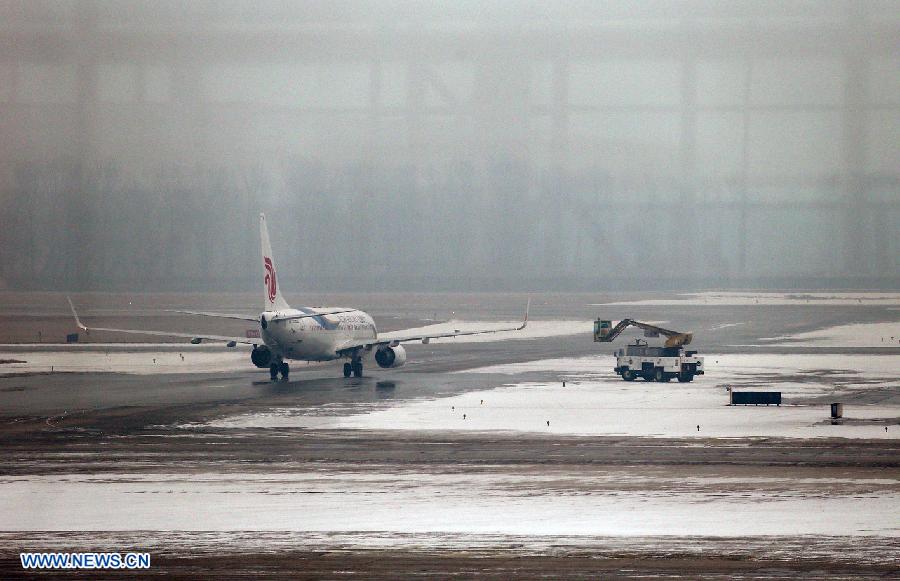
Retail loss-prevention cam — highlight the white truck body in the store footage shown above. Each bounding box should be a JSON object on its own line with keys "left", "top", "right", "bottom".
{"left": 613, "top": 343, "right": 704, "bottom": 382}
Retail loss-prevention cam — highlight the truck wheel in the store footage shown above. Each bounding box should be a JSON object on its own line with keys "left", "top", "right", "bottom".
{"left": 678, "top": 373, "right": 693, "bottom": 383}
{"left": 622, "top": 370, "right": 635, "bottom": 381}
{"left": 654, "top": 368, "right": 665, "bottom": 382}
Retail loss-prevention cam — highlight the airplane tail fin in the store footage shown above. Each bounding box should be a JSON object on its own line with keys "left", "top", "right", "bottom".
{"left": 260, "top": 213, "right": 291, "bottom": 311}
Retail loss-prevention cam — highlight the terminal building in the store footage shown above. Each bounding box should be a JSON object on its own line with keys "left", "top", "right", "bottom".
{"left": 1, "top": 1, "right": 897, "bottom": 290}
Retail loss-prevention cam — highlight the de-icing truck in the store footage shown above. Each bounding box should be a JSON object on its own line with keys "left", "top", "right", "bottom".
{"left": 594, "top": 318, "right": 704, "bottom": 383}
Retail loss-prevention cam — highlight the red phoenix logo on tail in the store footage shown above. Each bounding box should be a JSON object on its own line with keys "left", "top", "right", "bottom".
{"left": 264, "top": 257, "right": 277, "bottom": 303}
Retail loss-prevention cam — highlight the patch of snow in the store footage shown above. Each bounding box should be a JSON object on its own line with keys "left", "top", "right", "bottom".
{"left": 1, "top": 472, "right": 896, "bottom": 536}
{"left": 595, "top": 292, "right": 900, "bottom": 307}
{"left": 0, "top": 349, "right": 253, "bottom": 375}
{"left": 761, "top": 322, "right": 900, "bottom": 348}
{"left": 329, "top": 382, "right": 896, "bottom": 439}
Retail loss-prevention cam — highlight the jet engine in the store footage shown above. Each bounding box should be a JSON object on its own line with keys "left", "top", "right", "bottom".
{"left": 375, "top": 345, "right": 407, "bottom": 368}
{"left": 251, "top": 345, "right": 273, "bottom": 368}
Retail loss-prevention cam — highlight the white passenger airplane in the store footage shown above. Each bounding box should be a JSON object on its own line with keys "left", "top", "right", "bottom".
{"left": 68, "top": 213, "right": 528, "bottom": 380}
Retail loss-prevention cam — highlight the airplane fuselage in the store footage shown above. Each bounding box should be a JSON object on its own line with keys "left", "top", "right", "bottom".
{"left": 260, "top": 308, "right": 377, "bottom": 361}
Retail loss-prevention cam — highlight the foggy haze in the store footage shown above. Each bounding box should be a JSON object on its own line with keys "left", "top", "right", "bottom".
{"left": 1, "top": 0, "right": 898, "bottom": 292}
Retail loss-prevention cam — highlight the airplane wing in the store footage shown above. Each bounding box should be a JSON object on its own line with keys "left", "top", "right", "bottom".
{"left": 68, "top": 297, "right": 255, "bottom": 345}
{"left": 337, "top": 300, "right": 529, "bottom": 355}
{"left": 167, "top": 309, "right": 258, "bottom": 321}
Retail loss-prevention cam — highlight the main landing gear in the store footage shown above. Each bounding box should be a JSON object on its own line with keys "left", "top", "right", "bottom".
{"left": 270, "top": 361, "right": 289, "bottom": 381}
{"left": 343, "top": 358, "right": 363, "bottom": 378}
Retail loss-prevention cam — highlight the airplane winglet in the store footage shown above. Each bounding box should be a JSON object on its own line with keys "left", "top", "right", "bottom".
{"left": 517, "top": 298, "right": 530, "bottom": 330}
{"left": 66, "top": 295, "right": 88, "bottom": 332}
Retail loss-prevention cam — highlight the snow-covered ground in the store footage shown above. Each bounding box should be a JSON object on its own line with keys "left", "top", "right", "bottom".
{"left": 761, "top": 322, "right": 900, "bottom": 348}
{"left": 464, "top": 353, "right": 899, "bottom": 383}
{"left": 204, "top": 354, "right": 899, "bottom": 439}
{"left": 327, "top": 381, "right": 895, "bottom": 439}
{"left": 0, "top": 346, "right": 252, "bottom": 375}
{"left": 596, "top": 291, "right": 900, "bottom": 306}
{"left": 2, "top": 471, "right": 896, "bottom": 536}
